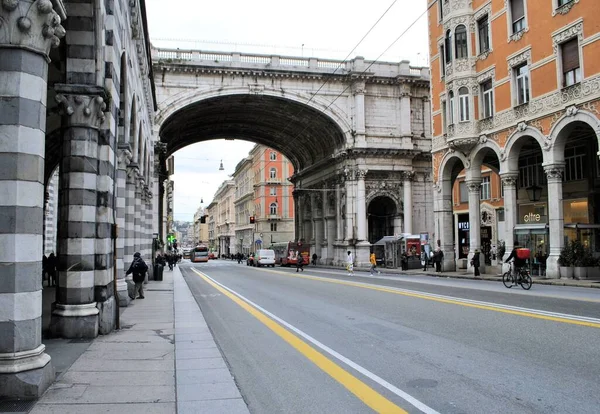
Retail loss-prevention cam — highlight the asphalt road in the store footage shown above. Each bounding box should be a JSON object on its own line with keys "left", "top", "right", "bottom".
{"left": 179, "top": 260, "right": 600, "bottom": 414}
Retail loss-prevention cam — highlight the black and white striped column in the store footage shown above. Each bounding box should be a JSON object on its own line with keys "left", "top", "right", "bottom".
{"left": 116, "top": 147, "right": 132, "bottom": 306}
{"left": 51, "top": 85, "right": 107, "bottom": 338}
{"left": 134, "top": 175, "right": 144, "bottom": 253}
{"left": 124, "top": 164, "right": 137, "bottom": 276}
{"left": 0, "top": 0, "right": 65, "bottom": 398}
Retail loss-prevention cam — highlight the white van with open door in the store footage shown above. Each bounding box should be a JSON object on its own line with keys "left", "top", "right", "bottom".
{"left": 256, "top": 249, "right": 276, "bottom": 267}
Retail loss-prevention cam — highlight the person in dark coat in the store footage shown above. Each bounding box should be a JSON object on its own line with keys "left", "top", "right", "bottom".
{"left": 433, "top": 248, "right": 444, "bottom": 273}
{"left": 46, "top": 253, "right": 57, "bottom": 287}
{"left": 42, "top": 255, "right": 48, "bottom": 285}
{"left": 401, "top": 252, "right": 409, "bottom": 271}
{"left": 312, "top": 253, "right": 318, "bottom": 266}
{"left": 296, "top": 251, "right": 304, "bottom": 272}
{"left": 471, "top": 250, "right": 481, "bottom": 277}
{"left": 126, "top": 252, "right": 148, "bottom": 299}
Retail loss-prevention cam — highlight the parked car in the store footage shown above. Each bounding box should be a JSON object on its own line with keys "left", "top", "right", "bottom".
{"left": 208, "top": 252, "right": 216, "bottom": 260}
{"left": 255, "top": 249, "right": 276, "bottom": 267}
{"left": 246, "top": 253, "right": 255, "bottom": 266}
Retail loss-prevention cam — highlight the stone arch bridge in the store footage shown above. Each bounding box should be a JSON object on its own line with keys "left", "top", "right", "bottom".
{"left": 152, "top": 46, "right": 434, "bottom": 267}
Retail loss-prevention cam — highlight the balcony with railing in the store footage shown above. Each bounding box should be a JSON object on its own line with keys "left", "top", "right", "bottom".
{"left": 152, "top": 46, "right": 430, "bottom": 80}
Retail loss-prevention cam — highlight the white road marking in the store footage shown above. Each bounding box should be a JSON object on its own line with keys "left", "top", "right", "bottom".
{"left": 199, "top": 271, "right": 441, "bottom": 414}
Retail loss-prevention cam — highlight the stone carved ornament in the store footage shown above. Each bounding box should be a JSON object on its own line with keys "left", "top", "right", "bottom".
{"left": 553, "top": 0, "right": 579, "bottom": 16}
{"left": 544, "top": 166, "right": 564, "bottom": 181}
{"left": 0, "top": 0, "right": 66, "bottom": 54}
{"left": 55, "top": 94, "right": 107, "bottom": 128}
{"left": 507, "top": 49, "right": 531, "bottom": 73}
{"left": 552, "top": 21, "right": 583, "bottom": 55}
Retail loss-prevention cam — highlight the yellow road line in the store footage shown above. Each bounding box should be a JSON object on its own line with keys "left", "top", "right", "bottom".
{"left": 253, "top": 268, "right": 600, "bottom": 329}
{"left": 190, "top": 268, "right": 406, "bottom": 414}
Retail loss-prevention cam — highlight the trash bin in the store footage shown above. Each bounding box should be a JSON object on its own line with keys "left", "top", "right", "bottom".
{"left": 154, "top": 264, "right": 164, "bottom": 281}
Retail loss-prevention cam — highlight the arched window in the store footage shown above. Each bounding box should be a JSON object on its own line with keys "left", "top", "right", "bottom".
{"left": 445, "top": 30, "right": 453, "bottom": 63}
{"left": 459, "top": 87, "right": 470, "bottom": 122}
{"left": 448, "top": 90, "right": 455, "bottom": 125}
{"left": 270, "top": 203, "right": 277, "bottom": 215}
{"left": 270, "top": 152, "right": 277, "bottom": 161}
{"left": 269, "top": 167, "right": 277, "bottom": 179}
{"left": 455, "top": 25, "right": 468, "bottom": 59}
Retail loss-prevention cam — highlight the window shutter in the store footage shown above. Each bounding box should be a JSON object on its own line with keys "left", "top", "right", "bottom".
{"left": 562, "top": 38, "right": 580, "bottom": 73}
{"left": 511, "top": 0, "right": 525, "bottom": 21}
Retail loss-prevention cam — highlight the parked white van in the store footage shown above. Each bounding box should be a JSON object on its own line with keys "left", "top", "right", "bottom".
{"left": 255, "top": 249, "right": 276, "bottom": 267}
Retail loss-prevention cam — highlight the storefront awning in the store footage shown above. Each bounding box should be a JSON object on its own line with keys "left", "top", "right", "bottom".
{"left": 373, "top": 235, "right": 402, "bottom": 245}
{"left": 564, "top": 223, "right": 600, "bottom": 229}
{"left": 514, "top": 223, "right": 548, "bottom": 234}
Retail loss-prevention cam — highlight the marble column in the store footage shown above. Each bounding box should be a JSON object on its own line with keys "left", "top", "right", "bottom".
{"left": 335, "top": 183, "right": 342, "bottom": 242}
{"left": 466, "top": 179, "right": 483, "bottom": 274}
{"left": 402, "top": 171, "right": 415, "bottom": 234}
{"left": 134, "top": 175, "right": 144, "bottom": 254}
{"left": 0, "top": 0, "right": 65, "bottom": 398}
{"left": 125, "top": 164, "right": 138, "bottom": 264}
{"left": 353, "top": 82, "right": 367, "bottom": 147}
{"left": 400, "top": 87, "right": 412, "bottom": 137}
{"left": 51, "top": 86, "right": 108, "bottom": 339}
{"left": 545, "top": 165, "right": 565, "bottom": 279}
{"left": 116, "top": 147, "right": 132, "bottom": 306}
{"left": 433, "top": 182, "right": 456, "bottom": 271}
{"left": 500, "top": 173, "right": 518, "bottom": 271}
{"left": 354, "top": 169, "right": 369, "bottom": 266}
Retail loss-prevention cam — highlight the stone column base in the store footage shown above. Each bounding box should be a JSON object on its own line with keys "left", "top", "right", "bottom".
{"left": 50, "top": 303, "right": 99, "bottom": 339}
{"left": 442, "top": 258, "right": 456, "bottom": 272}
{"left": 97, "top": 296, "right": 116, "bottom": 335}
{"left": 117, "top": 279, "right": 131, "bottom": 307}
{"left": 0, "top": 345, "right": 54, "bottom": 399}
{"left": 354, "top": 242, "right": 371, "bottom": 268}
{"left": 547, "top": 254, "right": 560, "bottom": 279}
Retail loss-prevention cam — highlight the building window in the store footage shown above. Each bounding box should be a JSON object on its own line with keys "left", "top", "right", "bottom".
{"left": 477, "top": 15, "right": 490, "bottom": 54}
{"left": 497, "top": 208, "right": 505, "bottom": 222}
{"left": 459, "top": 181, "right": 468, "bottom": 203}
{"left": 455, "top": 25, "right": 468, "bottom": 59}
{"left": 270, "top": 152, "right": 277, "bottom": 161}
{"left": 440, "top": 44, "right": 446, "bottom": 77}
{"left": 501, "top": 181, "right": 504, "bottom": 198}
{"left": 269, "top": 167, "right": 277, "bottom": 179}
{"left": 442, "top": 100, "right": 448, "bottom": 133}
{"left": 558, "top": 0, "right": 574, "bottom": 6}
{"left": 439, "top": 0, "right": 444, "bottom": 21}
{"left": 564, "top": 144, "right": 586, "bottom": 181}
{"left": 458, "top": 87, "right": 470, "bottom": 122}
{"left": 445, "top": 30, "right": 453, "bottom": 63}
{"left": 270, "top": 187, "right": 276, "bottom": 196}
{"left": 481, "top": 80, "right": 494, "bottom": 119}
{"left": 514, "top": 63, "right": 530, "bottom": 105}
{"left": 561, "top": 38, "right": 581, "bottom": 87}
{"left": 448, "top": 90, "right": 455, "bottom": 125}
{"left": 269, "top": 203, "right": 277, "bottom": 215}
{"left": 519, "top": 154, "right": 545, "bottom": 188}
{"left": 270, "top": 222, "right": 277, "bottom": 232}
{"left": 480, "top": 176, "right": 491, "bottom": 200}
{"left": 510, "top": 0, "right": 526, "bottom": 34}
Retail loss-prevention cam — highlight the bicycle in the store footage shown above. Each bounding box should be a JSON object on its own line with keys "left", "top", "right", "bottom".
{"left": 502, "top": 262, "right": 532, "bottom": 290}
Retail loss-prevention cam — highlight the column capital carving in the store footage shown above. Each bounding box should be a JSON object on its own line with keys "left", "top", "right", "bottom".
{"left": 401, "top": 171, "right": 415, "bottom": 181}
{"left": 466, "top": 180, "right": 481, "bottom": 193}
{"left": 544, "top": 164, "right": 565, "bottom": 181}
{"left": 352, "top": 81, "right": 366, "bottom": 95}
{"left": 54, "top": 85, "right": 107, "bottom": 129}
{"left": 500, "top": 173, "right": 518, "bottom": 188}
{"left": 126, "top": 163, "right": 139, "bottom": 181}
{"left": 117, "top": 148, "right": 133, "bottom": 170}
{"left": 0, "top": 0, "right": 66, "bottom": 58}
{"left": 356, "top": 169, "right": 368, "bottom": 179}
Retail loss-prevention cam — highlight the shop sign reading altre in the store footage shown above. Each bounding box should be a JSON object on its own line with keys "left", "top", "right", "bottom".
{"left": 523, "top": 212, "right": 542, "bottom": 222}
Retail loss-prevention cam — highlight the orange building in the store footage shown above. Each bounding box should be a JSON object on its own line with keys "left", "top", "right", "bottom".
{"left": 428, "top": 0, "right": 600, "bottom": 278}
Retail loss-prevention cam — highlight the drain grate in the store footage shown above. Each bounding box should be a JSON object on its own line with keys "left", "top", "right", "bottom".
{"left": 0, "top": 399, "right": 36, "bottom": 413}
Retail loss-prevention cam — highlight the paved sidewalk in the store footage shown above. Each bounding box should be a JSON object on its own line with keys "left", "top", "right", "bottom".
{"left": 29, "top": 266, "right": 249, "bottom": 414}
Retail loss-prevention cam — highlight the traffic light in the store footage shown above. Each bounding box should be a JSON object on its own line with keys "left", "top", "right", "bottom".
{"left": 249, "top": 216, "right": 255, "bottom": 224}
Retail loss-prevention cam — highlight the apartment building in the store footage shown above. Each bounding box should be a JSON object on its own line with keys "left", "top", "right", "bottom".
{"left": 428, "top": 0, "right": 600, "bottom": 277}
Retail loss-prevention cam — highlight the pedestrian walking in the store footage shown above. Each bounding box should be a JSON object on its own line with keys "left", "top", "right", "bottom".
{"left": 296, "top": 251, "right": 304, "bottom": 272}
{"left": 420, "top": 250, "right": 428, "bottom": 271}
{"left": 346, "top": 251, "right": 354, "bottom": 276}
{"left": 312, "top": 253, "right": 318, "bottom": 266}
{"left": 433, "top": 247, "right": 444, "bottom": 273}
{"left": 126, "top": 252, "right": 148, "bottom": 299}
{"left": 471, "top": 249, "right": 481, "bottom": 277}
{"left": 369, "top": 252, "right": 380, "bottom": 275}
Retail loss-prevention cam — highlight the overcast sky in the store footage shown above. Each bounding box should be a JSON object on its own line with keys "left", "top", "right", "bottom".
{"left": 145, "top": 0, "right": 430, "bottom": 221}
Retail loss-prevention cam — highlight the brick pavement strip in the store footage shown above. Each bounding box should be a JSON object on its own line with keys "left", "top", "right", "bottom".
{"left": 30, "top": 267, "right": 250, "bottom": 414}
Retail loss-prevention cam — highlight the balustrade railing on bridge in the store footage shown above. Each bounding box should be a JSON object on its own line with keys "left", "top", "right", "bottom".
{"left": 151, "top": 46, "right": 430, "bottom": 79}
